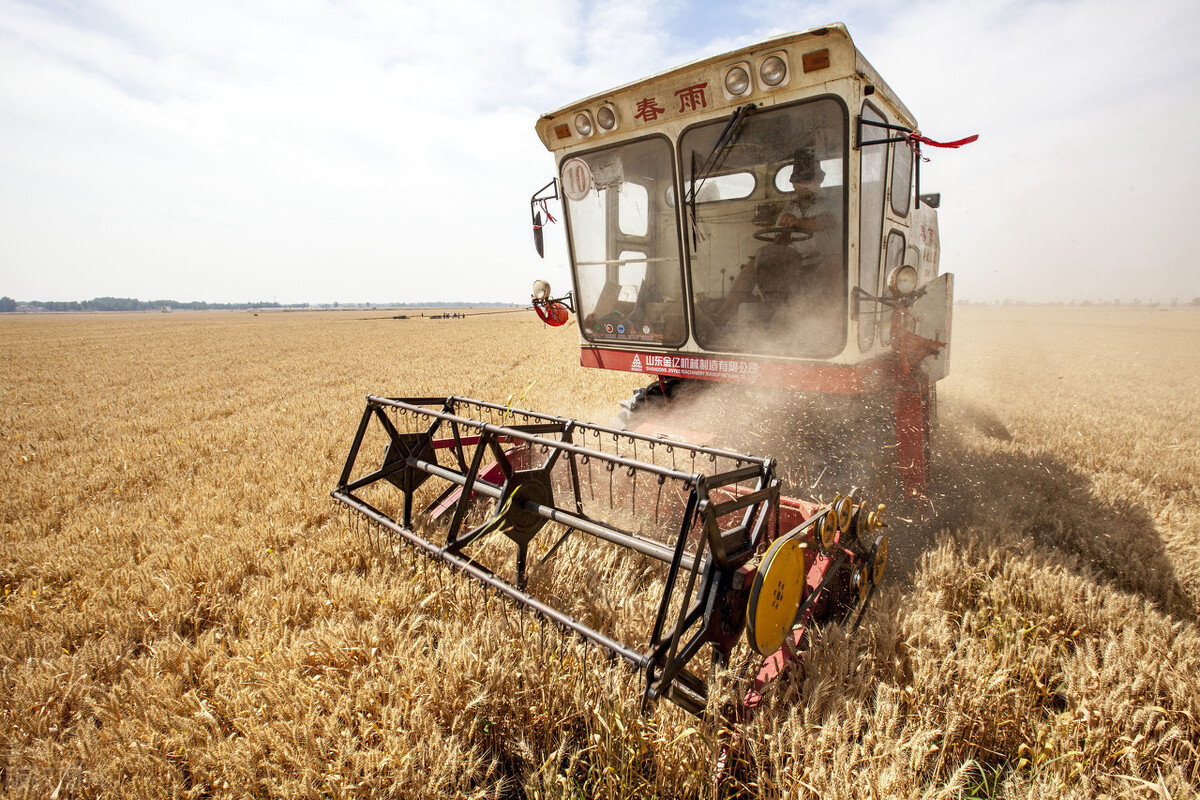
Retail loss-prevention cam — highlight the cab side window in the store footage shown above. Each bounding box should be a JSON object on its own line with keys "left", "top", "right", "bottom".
{"left": 858, "top": 103, "right": 888, "bottom": 350}
{"left": 890, "top": 140, "right": 913, "bottom": 217}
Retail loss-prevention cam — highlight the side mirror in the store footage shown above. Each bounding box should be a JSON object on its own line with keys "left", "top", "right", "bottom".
{"left": 529, "top": 179, "right": 559, "bottom": 259}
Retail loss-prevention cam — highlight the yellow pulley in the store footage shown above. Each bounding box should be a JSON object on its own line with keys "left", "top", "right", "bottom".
{"left": 746, "top": 536, "right": 807, "bottom": 656}
{"left": 851, "top": 563, "right": 870, "bottom": 604}
{"left": 871, "top": 534, "right": 889, "bottom": 586}
{"left": 818, "top": 509, "right": 838, "bottom": 548}
{"left": 834, "top": 494, "right": 854, "bottom": 531}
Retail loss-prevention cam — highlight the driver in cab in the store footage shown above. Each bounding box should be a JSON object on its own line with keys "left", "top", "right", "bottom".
{"left": 718, "top": 148, "right": 838, "bottom": 323}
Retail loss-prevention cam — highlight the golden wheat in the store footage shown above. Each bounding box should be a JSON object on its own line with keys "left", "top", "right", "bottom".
{"left": 1, "top": 307, "right": 1197, "bottom": 798}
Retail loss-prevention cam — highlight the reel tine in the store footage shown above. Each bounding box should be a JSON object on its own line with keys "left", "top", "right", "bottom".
{"left": 630, "top": 465, "right": 637, "bottom": 515}
{"left": 607, "top": 460, "right": 615, "bottom": 508}
{"left": 654, "top": 475, "right": 665, "bottom": 524}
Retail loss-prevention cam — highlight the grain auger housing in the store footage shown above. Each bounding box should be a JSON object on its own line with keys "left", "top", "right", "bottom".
{"left": 332, "top": 396, "right": 888, "bottom": 716}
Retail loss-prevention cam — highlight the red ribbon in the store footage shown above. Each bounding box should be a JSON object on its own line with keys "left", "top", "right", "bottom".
{"left": 908, "top": 133, "right": 979, "bottom": 149}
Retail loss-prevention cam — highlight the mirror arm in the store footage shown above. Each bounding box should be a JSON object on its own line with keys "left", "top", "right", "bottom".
{"left": 851, "top": 286, "right": 897, "bottom": 320}
{"left": 852, "top": 284, "right": 930, "bottom": 320}
{"left": 856, "top": 116, "right": 929, "bottom": 209}
{"left": 530, "top": 179, "right": 560, "bottom": 258}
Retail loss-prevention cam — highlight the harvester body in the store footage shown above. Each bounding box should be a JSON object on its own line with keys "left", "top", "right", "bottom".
{"left": 334, "top": 24, "right": 964, "bottom": 727}
{"left": 531, "top": 23, "right": 955, "bottom": 494}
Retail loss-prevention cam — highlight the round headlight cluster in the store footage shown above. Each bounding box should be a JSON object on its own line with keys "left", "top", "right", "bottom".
{"left": 724, "top": 65, "right": 751, "bottom": 96}
{"left": 574, "top": 106, "right": 618, "bottom": 137}
{"left": 760, "top": 54, "right": 787, "bottom": 87}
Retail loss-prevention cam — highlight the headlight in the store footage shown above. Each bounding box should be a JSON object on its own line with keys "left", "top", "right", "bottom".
{"left": 596, "top": 105, "right": 617, "bottom": 131}
{"left": 574, "top": 112, "right": 593, "bottom": 137}
{"left": 760, "top": 55, "right": 787, "bottom": 87}
{"left": 724, "top": 65, "right": 751, "bottom": 96}
{"left": 887, "top": 265, "right": 919, "bottom": 296}
{"left": 532, "top": 279, "right": 551, "bottom": 300}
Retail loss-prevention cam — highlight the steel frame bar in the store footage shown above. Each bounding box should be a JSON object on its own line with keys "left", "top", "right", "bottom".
{"left": 332, "top": 395, "right": 780, "bottom": 714}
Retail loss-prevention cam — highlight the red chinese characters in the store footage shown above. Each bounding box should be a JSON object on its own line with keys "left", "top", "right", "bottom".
{"left": 674, "top": 82, "right": 709, "bottom": 113}
{"left": 632, "top": 82, "right": 710, "bottom": 124}
{"left": 634, "top": 97, "right": 666, "bottom": 122}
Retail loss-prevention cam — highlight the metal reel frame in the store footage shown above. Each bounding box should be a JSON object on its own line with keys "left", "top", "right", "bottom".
{"left": 333, "top": 395, "right": 783, "bottom": 715}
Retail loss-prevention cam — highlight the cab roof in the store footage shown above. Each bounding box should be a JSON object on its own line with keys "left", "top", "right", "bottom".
{"left": 536, "top": 23, "right": 916, "bottom": 152}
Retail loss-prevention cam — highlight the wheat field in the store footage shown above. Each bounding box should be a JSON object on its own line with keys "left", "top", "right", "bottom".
{"left": 1, "top": 306, "right": 1197, "bottom": 798}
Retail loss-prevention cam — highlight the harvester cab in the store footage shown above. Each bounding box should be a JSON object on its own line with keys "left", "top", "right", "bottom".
{"left": 530, "top": 23, "right": 973, "bottom": 496}
{"left": 333, "top": 24, "right": 972, "bottom": 739}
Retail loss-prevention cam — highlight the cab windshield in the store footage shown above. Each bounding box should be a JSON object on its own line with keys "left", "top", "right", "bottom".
{"left": 684, "top": 98, "right": 847, "bottom": 358}
{"left": 562, "top": 137, "right": 686, "bottom": 346}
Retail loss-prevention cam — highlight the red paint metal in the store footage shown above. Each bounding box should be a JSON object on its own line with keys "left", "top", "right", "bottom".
{"left": 427, "top": 444, "right": 532, "bottom": 522}
{"left": 579, "top": 347, "right": 895, "bottom": 394}
{"left": 893, "top": 383, "right": 930, "bottom": 494}
{"left": 535, "top": 301, "right": 570, "bottom": 326}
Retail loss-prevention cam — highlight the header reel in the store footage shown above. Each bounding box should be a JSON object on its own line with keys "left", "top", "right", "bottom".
{"left": 332, "top": 395, "right": 889, "bottom": 717}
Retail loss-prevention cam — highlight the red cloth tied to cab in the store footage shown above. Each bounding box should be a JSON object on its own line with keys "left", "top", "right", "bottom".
{"left": 908, "top": 133, "right": 979, "bottom": 149}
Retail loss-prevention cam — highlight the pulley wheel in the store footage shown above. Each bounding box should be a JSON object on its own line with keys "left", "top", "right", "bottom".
{"left": 834, "top": 495, "right": 854, "bottom": 532}
{"left": 818, "top": 510, "right": 838, "bottom": 548}
{"left": 871, "top": 534, "right": 889, "bottom": 586}
{"left": 851, "top": 563, "right": 870, "bottom": 605}
{"left": 746, "top": 536, "right": 807, "bottom": 656}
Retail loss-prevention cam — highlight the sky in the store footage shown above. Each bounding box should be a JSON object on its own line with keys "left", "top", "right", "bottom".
{"left": 1, "top": 0, "right": 1198, "bottom": 305}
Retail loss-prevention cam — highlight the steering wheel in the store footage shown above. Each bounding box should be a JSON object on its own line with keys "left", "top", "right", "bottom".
{"left": 753, "top": 226, "right": 814, "bottom": 243}
{"left": 596, "top": 309, "right": 635, "bottom": 333}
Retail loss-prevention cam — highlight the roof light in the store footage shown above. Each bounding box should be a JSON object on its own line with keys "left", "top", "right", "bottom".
{"left": 574, "top": 112, "right": 593, "bottom": 137}
{"left": 760, "top": 55, "right": 787, "bottom": 87}
{"left": 596, "top": 105, "right": 617, "bottom": 131}
{"left": 724, "top": 65, "right": 751, "bottom": 96}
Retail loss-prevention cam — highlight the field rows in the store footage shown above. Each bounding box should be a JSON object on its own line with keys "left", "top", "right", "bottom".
{"left": 1, "top": 307, "right": 1198, "bottom": 797}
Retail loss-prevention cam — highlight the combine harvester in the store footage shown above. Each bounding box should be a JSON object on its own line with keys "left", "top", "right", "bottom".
{"left": 333, "top": 23, "right": 971, "bottom": 729}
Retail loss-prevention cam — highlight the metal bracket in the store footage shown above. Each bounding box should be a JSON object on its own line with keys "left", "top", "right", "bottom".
{"left": 855, "top": 115, "right": 929, "bottom": 209}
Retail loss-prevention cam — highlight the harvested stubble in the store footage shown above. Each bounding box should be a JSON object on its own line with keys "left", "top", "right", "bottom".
{"left": 1, "top": 306, "right": 1198, "bottom": 798}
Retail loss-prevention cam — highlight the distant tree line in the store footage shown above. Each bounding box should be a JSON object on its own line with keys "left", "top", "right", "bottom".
{"left": 0, "top": 296, "right": 525, "bottom": 312}
{"left": 956, "top": 298, "right": 1200, "bottom": 308}
{"left": 0, "top": 296, "right": 298, "bottom": 312}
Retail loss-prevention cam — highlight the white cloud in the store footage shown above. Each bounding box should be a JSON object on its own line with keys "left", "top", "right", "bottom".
{"left": 850, "top": 0, "right": 1200, "bottom": 302}
{"left": 0, "top": 0, "right": 1196, "bottom": 303}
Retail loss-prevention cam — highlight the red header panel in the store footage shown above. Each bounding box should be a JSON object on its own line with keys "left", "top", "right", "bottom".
{"left": 579, "top": 348, "right": 895, "bottom": 395}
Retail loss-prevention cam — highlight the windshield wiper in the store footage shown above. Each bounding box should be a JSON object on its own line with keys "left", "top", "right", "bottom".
{"left": 688, "top": 103, "right": 755, "bottom": 249}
